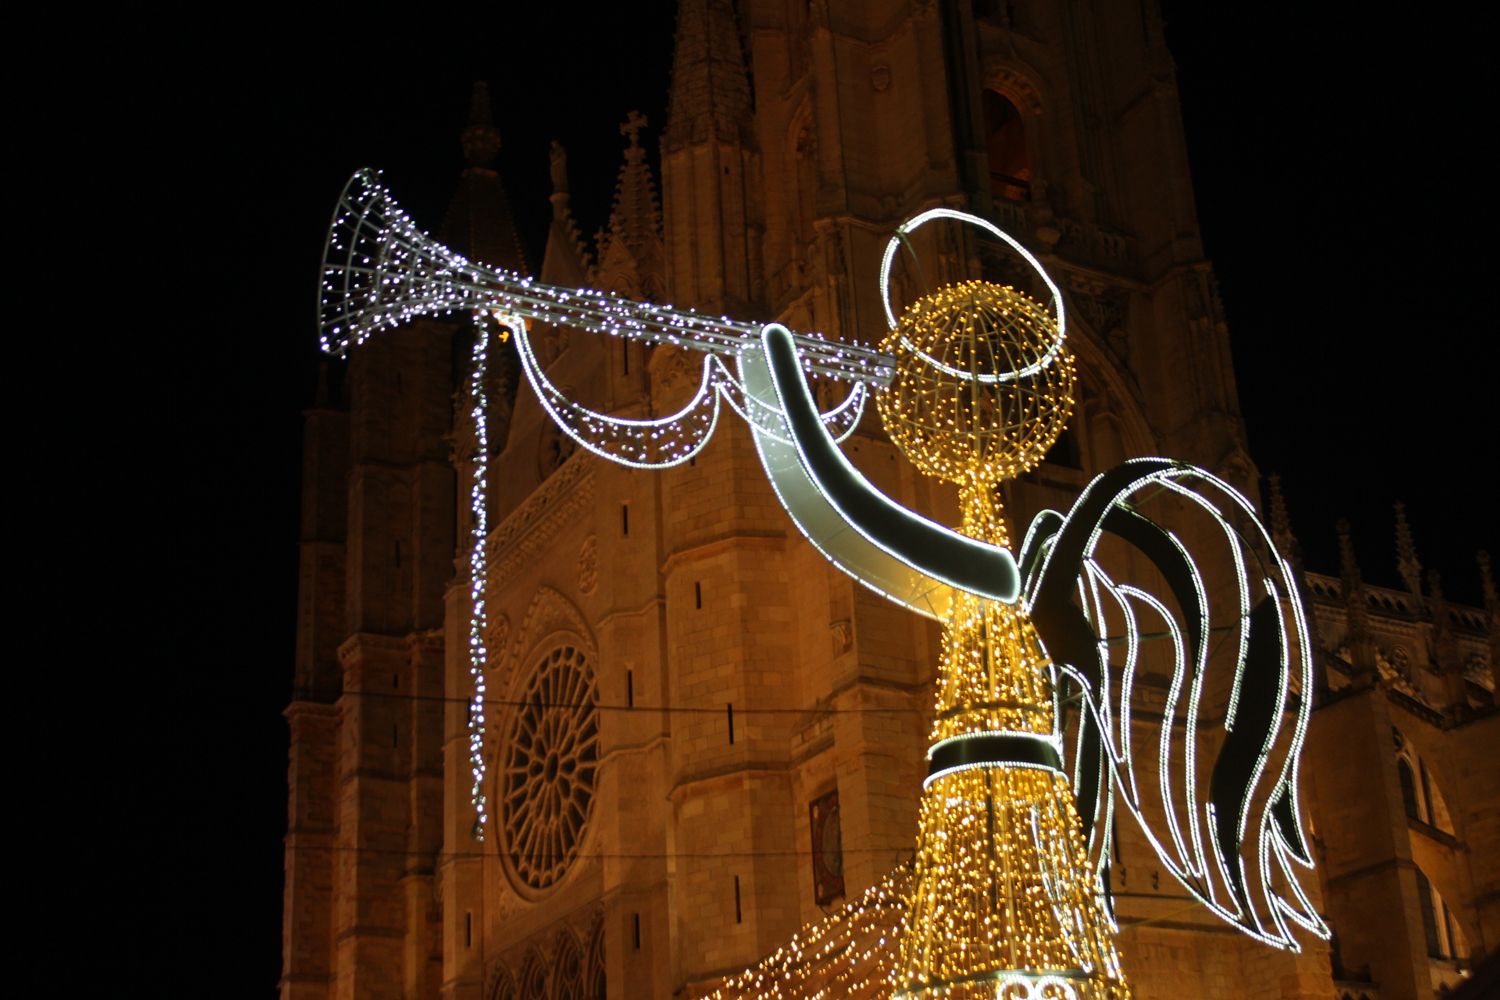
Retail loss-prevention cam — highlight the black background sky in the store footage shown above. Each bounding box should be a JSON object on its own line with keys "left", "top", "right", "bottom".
{"left": 123, "top": 5, "right": 1494, "bottom": 995}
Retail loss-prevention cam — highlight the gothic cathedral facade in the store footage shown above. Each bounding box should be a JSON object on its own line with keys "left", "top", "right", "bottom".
{"left": 281, "top": 3, "right": 1498, "bottom": 999}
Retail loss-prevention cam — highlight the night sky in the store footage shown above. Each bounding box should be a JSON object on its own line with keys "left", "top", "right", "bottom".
{"left": 128, "top": 6, "right": 1494, "bottom": 995}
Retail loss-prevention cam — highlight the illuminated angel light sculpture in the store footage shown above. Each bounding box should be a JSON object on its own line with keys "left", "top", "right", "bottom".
{"left": 319, "top": 169, "right": 1328, "bottom": 1000}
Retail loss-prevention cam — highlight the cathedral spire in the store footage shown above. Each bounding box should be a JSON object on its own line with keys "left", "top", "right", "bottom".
{"left": 1338, "top": 519, "right": 1375, "bottom": 680}
{"left": 664, "top": 0, "right": 753, "bottom": 151}
{"left": 461, "top": 81, "right": 502, "bottom": 169}
{"left": 440, "top": 82, "right": 528, "bottom": 472}
{"left": 660, "top": 0, "right": 760, "bottom": 311}
{"left": 1480, "top": 550, "right": 1497, "bottom": 618}
{"left": 441, "top": 82, "right": 528, "bottom": 275}
{"left": 1427, "top": 569, "right": 1451, "bottom": 643}
{"left": 1479, "top": 550, "right": 1499, "bottom": 675}
{"left": 1394, "top": 501, "right": 1422, "bottom": 599}
{"left": 539, "top": 140, "right": 591, "bottom": 289}
{"left": 1267, "top": 474, "right": 1297, "bottom": 560}
{"left": 596, "top": 111, "right": 664, "bottom": 294}
{"left": 550, "top": 139, "right": 571, "bottom": 205}
{"left": 1338, "top": 519, "right": 1363, "bottom": 602}
{"left": 1426, "top": 569, "right": 1468, "bottom": 716}
{"left": 1268, "top": 475, "right": 1322, "bottom": 692}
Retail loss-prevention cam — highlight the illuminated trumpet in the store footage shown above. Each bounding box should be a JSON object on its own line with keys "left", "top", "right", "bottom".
{"left": 319, "top": 168, "right": 892, "bottom": 381}
{"left": 318, "top": 168, "right": 1026, "bottom": 612}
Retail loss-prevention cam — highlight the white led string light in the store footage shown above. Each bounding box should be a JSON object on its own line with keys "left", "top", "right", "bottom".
{"left": 1152, "top": 478, "right": 1252, "bottom": 730}
{"left": 1271, "top": 819, "right": 1325, "bottom": 934}
{"left": 320, "top": 169, "right": 895, "bottom": 385}
{"left": 1168, "top": 475, "right": 1322, "bottom": 905}
{"left": 1029, "top": 460, "right": 1328, "bottom": 950}
{"left": 1203, "top": 800, "right": 1247, "bottom": 921}
{"left": 1276, "top": 556, "right": 1319, "bottom": 866}
{"left": 1059, "top": 661, "right": 1313, "bottom": 952}
{"left": 922, "top": 730, "right": 1066, "bottom": 790}
{"left": 1240, "top": 575, "right": 1291, "bottom": 932}
{"left": 1045, "top": 468, "right": 1301, "bottom": 937}
{"left": 878, "top": 207, "right": 1067, "bottom": 383}
{"left": 506, "top": 310, "right": 867, "bottom": 469}
{"left": 466, "top": 314, "right": 495, "bottom": 837}
{"left": 1089, "top": 561, "right": 1138, "bottom": 803}
{"left": 1150, "top": 480, "right": 1253, "bottom": 890}
{"left": 1086, "top": 469, "right": 1246, "bottom": 867}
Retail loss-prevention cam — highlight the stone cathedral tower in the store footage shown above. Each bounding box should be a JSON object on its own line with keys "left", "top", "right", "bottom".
{"left": 282, "top": 4, "right": 1497, "bottom": 999}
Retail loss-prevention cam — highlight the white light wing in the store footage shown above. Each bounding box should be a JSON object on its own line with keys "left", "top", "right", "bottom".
{"left": 1022, "top": 458, "right": 1327, "bottom": 951}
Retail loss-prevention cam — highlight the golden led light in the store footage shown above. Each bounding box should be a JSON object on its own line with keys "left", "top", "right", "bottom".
{"left": 870, "top": 242, "right": 1123, "bottom": 996}
{"left": 894, "top": 595, "right": 1129, "bottom": 1000}
{"left": 877, "top": 279, "right": 1077, "bottom": 491}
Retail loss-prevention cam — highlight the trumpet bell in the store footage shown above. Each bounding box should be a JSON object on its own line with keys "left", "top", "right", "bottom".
{"left": 318, "top": 169, "right": 517, "bottom": 357}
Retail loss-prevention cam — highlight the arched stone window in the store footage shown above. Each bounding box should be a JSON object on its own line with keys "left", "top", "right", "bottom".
{"left": 983, "top": 91, "right": 1032, "bottom": 202}
{"left": 1397, "top": 756, "right": 1423, "bottom": 822}
{"left": 584, "top": 918, "right": 606, "bottom": 1000}
{"left": 489, "top": 969, "right": 517, "bottom": 1000}
{"left": 1392, "top": 729, "right": 1457, "bottom": 835}
{"left": 1416, "top": 868, "right": 1443, "bottom": 958}
{"left": 551, "top": 931, "right": 585, "bottom": 1000}
{"left": 789, "top": 107, "right": 818, "bottom": 250}
{"left": 1420, "top": 757, "right": 1456, "bottom": 832}
{"left": 1415, "top": 867, "right": 1468, "bottom": 962}
{"left": 517, "top": 950, "right": 548, "bottom": 1000}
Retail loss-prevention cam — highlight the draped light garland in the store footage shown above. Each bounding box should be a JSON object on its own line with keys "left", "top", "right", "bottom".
{"left": 507, "top": 310, "right": 869, "bottom": 470}
{"left": 707, "top": 865, "right": 913, "bottom": 1000}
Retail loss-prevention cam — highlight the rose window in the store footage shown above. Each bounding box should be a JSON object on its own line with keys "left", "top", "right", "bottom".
{"left": 500, "top": 644, "right": 599, "bottom": 893}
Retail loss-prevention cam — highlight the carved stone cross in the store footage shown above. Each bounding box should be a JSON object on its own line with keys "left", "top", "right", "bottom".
{"left": 620, "top": 110, "right": 647, "bottom": 147}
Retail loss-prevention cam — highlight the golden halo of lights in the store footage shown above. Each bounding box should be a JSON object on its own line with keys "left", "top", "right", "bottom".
{"left": 876, "top": 280, "right": 1076, "bottom": 487}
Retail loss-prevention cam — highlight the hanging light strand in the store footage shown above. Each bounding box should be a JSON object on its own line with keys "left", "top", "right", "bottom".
{"left": 466, "top": 313, "right": 495, "bottom": 838}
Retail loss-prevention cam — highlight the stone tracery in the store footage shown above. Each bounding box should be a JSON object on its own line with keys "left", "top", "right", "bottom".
{"left": 500, "top": 643, "right": 600, "bottom": 894}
